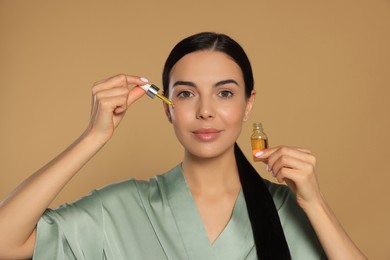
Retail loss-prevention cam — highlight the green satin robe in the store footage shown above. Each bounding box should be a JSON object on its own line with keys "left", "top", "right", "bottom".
{"left": 33, "top": 164, "right": 325, "bottom": 259}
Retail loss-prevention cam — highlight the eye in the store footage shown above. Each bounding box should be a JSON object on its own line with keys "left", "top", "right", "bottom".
{"left": 177, "top": 90, "right": 194, "bottom": 99}
{"left": 218, "top": 90, "right": 234, "bottom": 98}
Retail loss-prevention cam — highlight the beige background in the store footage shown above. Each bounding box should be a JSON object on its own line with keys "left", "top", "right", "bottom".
{"left": 1, "top": 0, "right": 389, "bottom": 259}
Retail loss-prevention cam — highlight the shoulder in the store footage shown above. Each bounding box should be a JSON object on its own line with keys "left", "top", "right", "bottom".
{"left": 95, "top": 165, "right": 181, "bottom": 204}
{"left": 96, "top": 178, "right": 144, "bottom": 197}
{"left": 95, "top": 178, "right": 155, "bottom": 205}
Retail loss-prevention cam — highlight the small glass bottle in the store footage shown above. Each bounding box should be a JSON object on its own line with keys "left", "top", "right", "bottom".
{"left": 251, "top": 122, "right": 269, "bottom": 161}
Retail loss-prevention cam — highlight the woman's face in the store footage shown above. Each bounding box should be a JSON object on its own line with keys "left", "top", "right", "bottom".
{"left": 165, "top": 51, "right": 255, "bottom": 160}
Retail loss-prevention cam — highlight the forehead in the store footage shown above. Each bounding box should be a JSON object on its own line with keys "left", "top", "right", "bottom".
{"left": 170, "top": 51, "right": 243, "bottom": 81}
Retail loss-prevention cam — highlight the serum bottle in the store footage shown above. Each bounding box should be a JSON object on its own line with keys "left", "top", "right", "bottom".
{"left": 251, "top": 122, "right": 268, "bottom": 161}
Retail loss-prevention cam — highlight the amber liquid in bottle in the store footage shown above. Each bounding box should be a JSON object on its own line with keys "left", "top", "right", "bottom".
{"left": 251, "top": 122, "right": 268, "bottom": 161}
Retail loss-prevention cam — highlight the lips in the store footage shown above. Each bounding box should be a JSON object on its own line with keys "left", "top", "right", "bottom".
{"left": 192, "top": 128, "right": 222, "bottom": 142}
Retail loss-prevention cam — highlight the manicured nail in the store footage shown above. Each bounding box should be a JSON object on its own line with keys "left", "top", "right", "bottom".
{"left": 255, "top": 151, "right": 264, "bottom": 157}
{"left": 140, "top": 77, "right": 149, "bottom": 83}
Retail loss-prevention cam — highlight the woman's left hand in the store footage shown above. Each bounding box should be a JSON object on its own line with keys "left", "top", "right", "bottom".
{"left": 254, "top": 146, "right": 322, "bottom": 210}
{"left": 255, "top": 146, "right": 368, "bottom": 259}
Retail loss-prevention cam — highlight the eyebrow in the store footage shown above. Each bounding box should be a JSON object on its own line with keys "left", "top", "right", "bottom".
{"left": 172, "top": 81, "right": 196, "bottom": 88}
{"left": 172, "top": 79, "right": 239, "bottom": 88}
{"left": 214, "top": 79, "right": 239, "bottom": 87}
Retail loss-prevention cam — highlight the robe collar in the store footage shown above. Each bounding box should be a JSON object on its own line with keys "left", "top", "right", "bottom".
{"left": 161, "top": 164, "right": 254, "bottom": 259}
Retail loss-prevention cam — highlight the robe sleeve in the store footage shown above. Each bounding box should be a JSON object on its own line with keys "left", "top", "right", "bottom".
{"left": 33, "top": 190, "right": 105, "bottom": 260}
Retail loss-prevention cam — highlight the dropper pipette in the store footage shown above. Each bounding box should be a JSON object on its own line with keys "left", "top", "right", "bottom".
{"left": 140, "top": 84, "right": 174, "bottom": 107}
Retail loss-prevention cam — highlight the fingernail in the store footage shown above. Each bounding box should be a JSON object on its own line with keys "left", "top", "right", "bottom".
{"left": 140, "top": 77, "right": 149, "bottom": 83}
{"left": 255, "top": 151, "right": 264, "bottom": 157}
{"left": 266, "top": 164, "right": 269, "bottom": 172}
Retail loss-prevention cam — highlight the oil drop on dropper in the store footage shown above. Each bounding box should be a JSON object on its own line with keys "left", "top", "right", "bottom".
{"left": 140, "top": 84, "right": 174, "bottom": 107}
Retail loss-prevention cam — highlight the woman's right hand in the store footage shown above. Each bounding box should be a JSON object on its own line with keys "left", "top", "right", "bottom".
{"left": 0, "top": 74, "right": 148, "bottom": 259}
{"left": 86, "top": 74, "right": 148, "bottom": 142}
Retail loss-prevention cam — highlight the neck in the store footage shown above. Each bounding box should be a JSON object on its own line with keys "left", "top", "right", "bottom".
{"left": 182, "top": 147, "right": 241, "bottom": 195}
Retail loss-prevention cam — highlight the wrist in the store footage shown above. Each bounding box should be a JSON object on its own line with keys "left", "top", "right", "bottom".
{"left": 301, "top": 194, "right": 368, "bottom": 260}
{"left": 299, "top": 192, "right": 328, "bottom": 216}
{"left": 81, "top": 126, "right": 112, "bottom": 147}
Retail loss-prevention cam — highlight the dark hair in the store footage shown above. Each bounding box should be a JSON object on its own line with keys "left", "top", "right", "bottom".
{"left": 162, "top": 32, "right": 253, "bottom": 98}
{"left": 162, "top": 32, "right": 291, "bottom": 259}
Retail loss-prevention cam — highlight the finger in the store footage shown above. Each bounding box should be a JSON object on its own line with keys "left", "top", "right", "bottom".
{"left": 253, "top": 147, "right": 284, "bottom": 166}
{"left": 92, "top": 74, "right": 128, "bottom": 94}
{"left": 111, "top": 87, "right": 146, "bottom": 113}
{"left": 89, "top": 95, "right": 128, "bottom": 129}
{"left": 126, "top": 75, "right": 149, "bottom": 86}
{"left": 92, "top": 82, "right": 146, "bottom": 114}
{"left": 255, "top": 145, "right": 312, "bottom": 157}
{"left": 274, "top": 166, "right": 314, "bottom": 194}
{"left": 274, "top": 167, "right": 299, "bottom": 184}
{"left": 252, "top": 149, "right": 269, "bottom": 163}
{"left": 271, "top": 154, "right": 311, "bottom": 177}
{"left": 295, "top": 147, "right": 312, "bottom": 154}
{"left": 127, "top": 86, "right": 146, "bottom": 107}
{"left": 91, "top": 87, "right": 129, "bottom": 116}
{"left": 253, "top": 145, "right": 285, "bottom": 160}
{"left": 92, "top": 74, "right": 148, "bottom": 94}
{"left": 93, "top": 74, "right": 148, "bottom": 87}
{"left": 97, "top": 95, "right": 129, "bottom": 115}
{"left": 266, "top": 147, "right": 316, "bottom": 172}
{"left": 95, "top": 86, "right": 130, "bottom": 100}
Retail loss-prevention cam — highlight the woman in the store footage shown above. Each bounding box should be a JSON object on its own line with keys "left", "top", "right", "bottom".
{"left": 0, "top": 32, "right": 366, "bottom": 259}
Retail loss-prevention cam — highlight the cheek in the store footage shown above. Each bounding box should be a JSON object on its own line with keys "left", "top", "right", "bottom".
{"left": 218, "top": 103, "right": 247, "bottom": 123}
{"left": 169, "top": 105, "right": 191, "bottom": 125}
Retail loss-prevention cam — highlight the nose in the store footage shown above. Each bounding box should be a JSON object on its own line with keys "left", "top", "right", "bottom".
{"left": 196, "top": 97, "right": 215, "bottom": 120}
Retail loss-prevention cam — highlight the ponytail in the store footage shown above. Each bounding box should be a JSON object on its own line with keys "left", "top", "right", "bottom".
{"left": 234, "top": 143, "right": 291, "bottom": 259}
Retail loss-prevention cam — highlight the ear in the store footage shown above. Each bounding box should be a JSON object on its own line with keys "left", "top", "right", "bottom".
{"left": 163, "top": 102, "right": 172, "bottom": 123}
{"left": 243, "top": 90, "right": 256, "bottom": 122}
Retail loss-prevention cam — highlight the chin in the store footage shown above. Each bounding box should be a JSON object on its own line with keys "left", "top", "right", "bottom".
{"left": 185, "top": 143, "right": 234, "bottom": 161}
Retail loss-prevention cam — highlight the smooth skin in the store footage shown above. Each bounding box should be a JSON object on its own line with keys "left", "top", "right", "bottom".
{"left": 0, "top": 51, "right": 366, "bottom": 259}
{"left": 165, "top": 51, "right": 254, "bottom": 244}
